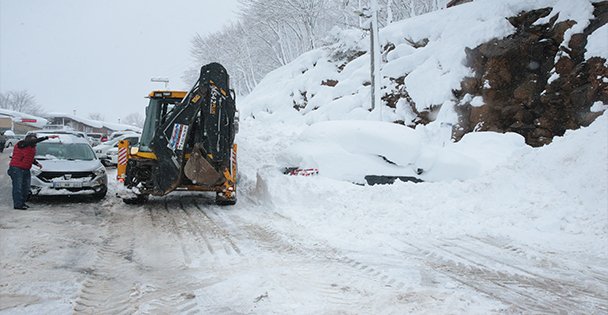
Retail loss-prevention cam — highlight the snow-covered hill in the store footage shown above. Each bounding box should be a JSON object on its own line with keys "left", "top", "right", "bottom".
{"left": 241, "top": 0, "right": 606, "bottom": 144}
{"left": 235, "top": 0, "right": 608, "bottom": 271}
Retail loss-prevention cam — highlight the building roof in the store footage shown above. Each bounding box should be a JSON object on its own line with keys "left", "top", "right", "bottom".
{"left": 0, "top": 109, "right": 49, "bottom": 128}
{"left": 46, "top": 112, "right": 142, "bottom": 133}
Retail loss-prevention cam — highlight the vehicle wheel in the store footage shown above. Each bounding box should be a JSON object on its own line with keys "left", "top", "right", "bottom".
{"left": 101, "top": 159, "right": 110, "bottom": 167}
{"left": 123, "top": 194, "right": 149, "bottom": 204}
{"left": 93, "top": 186, "right": 107, "bottom": 199}
{"left": 215, "top": 192, "right": 237, "bottom": 206}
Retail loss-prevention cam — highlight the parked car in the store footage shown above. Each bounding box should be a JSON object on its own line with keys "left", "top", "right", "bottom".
{"left": 87, "top": 133, "right": 104, "bottom": 146}
{"left": 30, "top": 134, "right": 107, "bottom": 198}
{"left": 0, "top": 132, "right": 6, "bottom": 152}
{"left": 92, "top": 133, "right": 140, "bottom": 165}
{"left": 109, "top": 130, "right": 139, "bottom": 141}
{"left": 28, "top": 130, "right": 89, "bottom": 141}
{"left": 4, "top": 134, "right": 23, "bottom": 148}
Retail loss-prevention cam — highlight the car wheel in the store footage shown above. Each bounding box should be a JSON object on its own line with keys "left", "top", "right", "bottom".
{"left": 93, "top": 186, "right": 107, "bottom": 199}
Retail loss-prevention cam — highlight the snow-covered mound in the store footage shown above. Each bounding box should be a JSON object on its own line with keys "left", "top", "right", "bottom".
{"left": 278, "top": 120, "right": 528, "bottom": 183}
{"left": 238, "top": 112, "right": 608, "bottom": 257}
{"left": 240, "top": 0, "right": 604, "bottom": 130}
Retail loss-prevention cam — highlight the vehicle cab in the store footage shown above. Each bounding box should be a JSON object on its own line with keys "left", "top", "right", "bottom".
{"left": 132, "top": 90, "right": 186, "bottom": 159}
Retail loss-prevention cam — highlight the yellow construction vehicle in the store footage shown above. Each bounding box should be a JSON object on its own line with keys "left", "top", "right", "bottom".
{"left": 118, "top": 63, "right": 238, "bottom": 205}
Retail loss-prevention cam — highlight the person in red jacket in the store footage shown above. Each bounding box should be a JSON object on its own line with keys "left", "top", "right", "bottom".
{"left": 7, "top": 134, "right": 57, "bottom": 210}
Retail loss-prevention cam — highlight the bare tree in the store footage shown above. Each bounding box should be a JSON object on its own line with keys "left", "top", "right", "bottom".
{"left": 88, "top": 112, "right": 105, "bottom": 121}
{"left": 188, "top": 0, "right": 447, "bottom": 95}
{"left": 123, "top": 112, "right": 144, "bottom": 128}
{"left": 0, "top": 90, "right": 44, "bottom": 116}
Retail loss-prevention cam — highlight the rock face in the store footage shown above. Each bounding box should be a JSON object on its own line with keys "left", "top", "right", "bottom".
{"left": 453, "top": 2, "right": 608, "bottom": 146}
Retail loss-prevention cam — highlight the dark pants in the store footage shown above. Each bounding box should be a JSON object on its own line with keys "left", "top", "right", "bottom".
{"left": 7, "top": 166, "right": 31, "bottom": 208}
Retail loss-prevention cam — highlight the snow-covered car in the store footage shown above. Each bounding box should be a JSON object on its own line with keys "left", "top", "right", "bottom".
{"left": 4, "top": 134, "right": 22, "bottom": 148}
{"left": 109, "top": 130, "right": 140, "bottom": 142}
{"left": 92, "top": 133, "right": 140, "bottom": 165}
{"left": 28, "top": 130, "right": 89, "bottom": 142}
{"left": 87, "top": 133, "right": 104, "bottom": 146}
{"left": 30, "top": 135, "right": 108, "bottom": 198}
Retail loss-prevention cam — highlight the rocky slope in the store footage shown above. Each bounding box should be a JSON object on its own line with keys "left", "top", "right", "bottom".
{"left": 454, "top": 2, "right": 608, "bottom": 146}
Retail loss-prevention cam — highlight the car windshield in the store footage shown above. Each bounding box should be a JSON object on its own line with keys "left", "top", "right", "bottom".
{"left": 36, "top": 143, "right": 96, "bottom": 161}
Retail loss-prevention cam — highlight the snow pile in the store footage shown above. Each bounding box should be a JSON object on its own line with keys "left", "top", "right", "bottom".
{"left": 240, "top": 0, "right": 599, "bottom": 129}
{"left": 235, "top": 0, "right": 606, "bottom": 256}
{"left": 239, "top": 112, "right": 608, "bottom": 257}
{"left": 278, "top": 120, "right": 528, "bottom": 183}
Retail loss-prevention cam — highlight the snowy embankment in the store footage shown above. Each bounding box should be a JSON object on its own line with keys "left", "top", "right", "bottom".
{"left": 241, "top": 0, "right": 605, "bottom": 128}
{"left": 236, "top": 0, "right": 608, "bottom": 259}
{"left": 238, "top": 113, "right": 607, "bottom": 260}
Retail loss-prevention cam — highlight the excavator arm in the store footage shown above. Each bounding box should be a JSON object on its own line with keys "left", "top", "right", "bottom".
{"left": 149, "top": 63, "right": 237, "bottom": 195}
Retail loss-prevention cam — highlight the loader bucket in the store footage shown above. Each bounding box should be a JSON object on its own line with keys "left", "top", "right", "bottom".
{"left": 184, "top": 143, "right": 224, "bottom": 185}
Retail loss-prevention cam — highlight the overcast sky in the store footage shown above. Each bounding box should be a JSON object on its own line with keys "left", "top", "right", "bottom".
{"left": 0, "top": 0, "right": 240, "bottom": 123}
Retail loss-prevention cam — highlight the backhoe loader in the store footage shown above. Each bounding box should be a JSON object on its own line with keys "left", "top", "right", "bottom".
{"left": 118, "top": 63, "right": 238, "bottom": 205}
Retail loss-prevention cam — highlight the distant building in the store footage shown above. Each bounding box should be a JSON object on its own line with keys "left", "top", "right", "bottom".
{"left": 46, "top": 113, "right": 142, "bottom": 135}
{"left": 46, "top": 113, "right": 106, "bottom": 134}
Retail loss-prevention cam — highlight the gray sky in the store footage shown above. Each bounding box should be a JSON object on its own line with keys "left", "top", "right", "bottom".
{"left": 0, "top": 0, "right": 240, "bottom": 123}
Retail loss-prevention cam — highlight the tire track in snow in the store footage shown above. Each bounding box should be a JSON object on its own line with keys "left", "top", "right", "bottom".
{"left": 190, "top": 200, "right": 243, "bottom": 256}
{"left": 73, "top": 212, "right": 138, "bottom": 315}
{"left": 177, "top": 201, "right": 215, "bottom": 255}
{"left": 225, "top": 208, "right": 409, "bottom": 297}
{"left": 397, "top": 238, "right": 607, "bottom": 313}
{"left": 470, "top": 234, "right": 608, "bottom": 284}
{"left": 159, "top": 199, "right": 193, "bottom": 266}
{"left": 443, "top": 238, "right": 608, "bottom": 310}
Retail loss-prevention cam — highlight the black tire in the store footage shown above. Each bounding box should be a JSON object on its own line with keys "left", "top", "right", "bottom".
{"left": 215, "top": 192, "right": 237, "bottom": 206}
{"left": 92, "top": 186, "right": 107, "bottom": 199}
{"left": 123, "top": 194, "right": 149, "bottom": 204}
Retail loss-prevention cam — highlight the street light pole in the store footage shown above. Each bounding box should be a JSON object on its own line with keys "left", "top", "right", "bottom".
{"left": 151, "top": 77, "right": 170, "bottom": 89}
{"left": 370, "top": 0, "right": 382, "bottom": 120}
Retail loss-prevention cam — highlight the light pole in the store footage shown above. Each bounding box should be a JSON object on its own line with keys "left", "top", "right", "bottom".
{"left": 151, "top": 77, "right": 170, "bottom": 89}
{"left": 370, "top": 0, "right": 382, "bottom": 120}
{"left": 356, "top": 1, "right": 382, "bottom": 121}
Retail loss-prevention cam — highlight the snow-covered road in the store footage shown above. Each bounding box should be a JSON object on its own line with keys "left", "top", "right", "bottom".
{"left": 1, "top": 121, "right": 607, "bottom": 314}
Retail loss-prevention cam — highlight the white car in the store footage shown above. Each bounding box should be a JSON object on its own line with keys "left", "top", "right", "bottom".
{"left": 4, "top": 134, "right": 22, "bottom": 148}
{"left": 106, "top": 147, "right": 119, "bottom": 165}
{"left": 109, "top": 131, "right": 140, "bottom": 142}
{"left": 92, "top": 133, "right": 140, "bottom": 165}
{"left": 30, "top": 134, "right": 108, "bottom": 198}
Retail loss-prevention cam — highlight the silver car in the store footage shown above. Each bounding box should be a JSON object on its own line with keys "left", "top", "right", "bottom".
{"left": 30, "top": 134, "right": 108, "bottom": 198}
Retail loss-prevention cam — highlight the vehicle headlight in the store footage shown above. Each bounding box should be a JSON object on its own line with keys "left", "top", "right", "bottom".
{"left": 109, "top": 151, "right": 118, "bottom": 156}
{"left": 31, "top": 168, "right": 42, "bottom": 176}
{"left": 94, "top": 166, "right": 106, "bottom": 176}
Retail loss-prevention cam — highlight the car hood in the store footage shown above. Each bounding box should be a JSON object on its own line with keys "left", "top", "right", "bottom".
{"left": 38, "top": 159, "right": 103, "bottom": 172}
{"left": 93, "top": 144, "right": 112, "bottom": 151}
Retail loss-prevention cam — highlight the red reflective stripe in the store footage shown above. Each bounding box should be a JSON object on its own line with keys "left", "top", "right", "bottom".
{"left": 118, "top": 148, "right": 128, "bottom": 165}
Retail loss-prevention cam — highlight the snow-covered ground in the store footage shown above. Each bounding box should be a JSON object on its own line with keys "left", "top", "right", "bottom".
{"left": 1, "top": 111, "right": 606, "bottom": 314}
{"left": 1, "top": 0, "right": 607, "bottom": 313}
